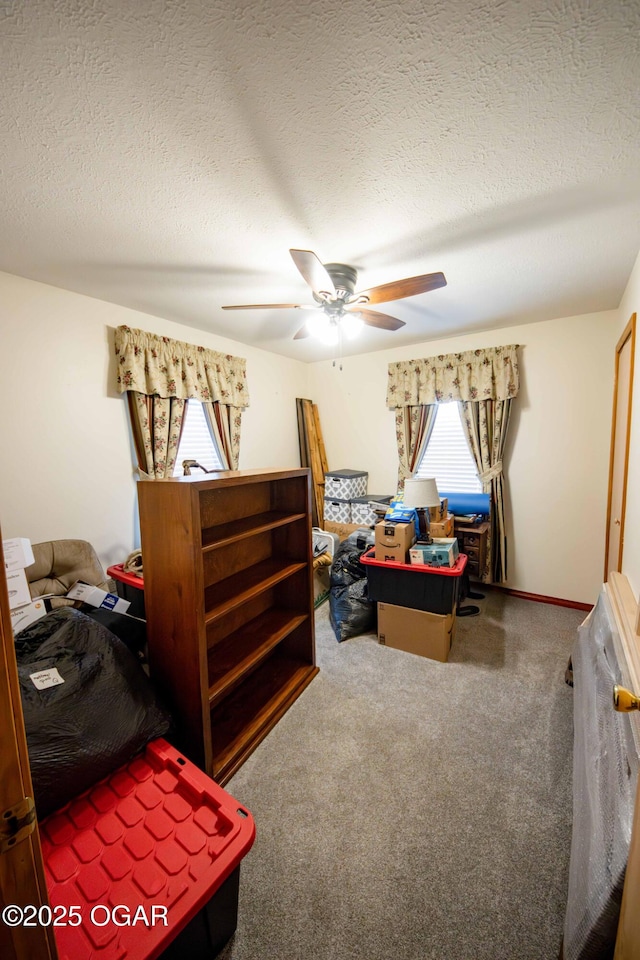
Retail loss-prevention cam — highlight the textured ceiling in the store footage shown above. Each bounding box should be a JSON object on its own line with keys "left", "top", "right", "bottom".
{"left": 1, "top": 0, "right": 639, "bottom": 360}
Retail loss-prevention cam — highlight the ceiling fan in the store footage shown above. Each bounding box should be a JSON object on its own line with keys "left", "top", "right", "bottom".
{"left": 222, "top": 249, "right": 446, "bottom": 342}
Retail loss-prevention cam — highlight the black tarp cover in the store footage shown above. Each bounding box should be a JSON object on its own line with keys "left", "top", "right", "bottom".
{"left": 15, "top": 607, "right": 171, "bottom": 817}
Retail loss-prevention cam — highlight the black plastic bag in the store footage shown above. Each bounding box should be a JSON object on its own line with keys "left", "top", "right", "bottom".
{"left": 330, "top": 578, "right": 377, "bottom": 642}
{"left": 77, "top": 604, "right": 147, "bottom": 657}
{"left": 15, "top": 607, "right": 171, "bottom": 817}
{"left": 329, "top": 530, "right": 376, "bottom": 642}
{"left": 329, "top": 529, "right": 375, "bottom": 588}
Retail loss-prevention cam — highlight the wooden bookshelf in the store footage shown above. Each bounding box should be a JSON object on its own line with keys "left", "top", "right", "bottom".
{"left": 138, "top": 468, "right": 318, "bottom": 783}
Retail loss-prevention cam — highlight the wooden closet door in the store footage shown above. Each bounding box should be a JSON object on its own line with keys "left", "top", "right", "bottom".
{"left": 0, "top": 536, "right": 56, "bottom": 960}
{"left": 605, "top": 314, "right": 636, "bottom": 579}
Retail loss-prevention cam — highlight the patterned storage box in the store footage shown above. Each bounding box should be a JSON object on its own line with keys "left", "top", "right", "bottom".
{"left": 324, "top": 469, "right": 368, "bottom": 500}
{"left": 324, "top": 498, "right": 352, "bottom": 524}
{"left": 351, "top": 495, "right": 394, "bottom": 526}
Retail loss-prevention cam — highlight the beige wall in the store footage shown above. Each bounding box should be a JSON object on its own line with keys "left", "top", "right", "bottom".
{"left": 618, "top": 249, "right": 640, "bottom": 597}
{"left": 307, "top": 312, "right": 619, "bottom": 605}
{"left": 0, "top": 272, "right": 307, "bottom": 567}
{"left": 0, "top": 267, "right": 626, "bottom": 605}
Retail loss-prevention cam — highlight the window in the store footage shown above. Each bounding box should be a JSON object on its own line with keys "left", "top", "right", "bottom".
{"left": 415, "top": 401, "right": 482, "bottom": 493}
{"left": 173, "top": 400, "right": 224, "bottom": 476}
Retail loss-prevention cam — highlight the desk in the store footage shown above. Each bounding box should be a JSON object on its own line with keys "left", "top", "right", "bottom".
{"left": 453, "top": 520, "right": 489, "bottom": 579}
{"left": 360, "top": 548, "right": 467, "bottom": 615}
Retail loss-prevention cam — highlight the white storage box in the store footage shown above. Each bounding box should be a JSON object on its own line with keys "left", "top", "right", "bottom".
{"left": 3, "top": 537, "right": 35, "bottom": 572}
{"left": 324, "top": 498, "right": 352, "bottom": 524}
{"left": 324, "top": 469, "right": 368, "bottom": 500}
{"left": 66, "top": 581, "right": 131, "bottom": 614}
{"left": 6, "top": 567, "right": 32, "bottom": 610}
{"left": 351, "top": 496, "right": 393, "bottom": 526}
{"left": 11, "top": 598, "right": 48, "bottom": 634}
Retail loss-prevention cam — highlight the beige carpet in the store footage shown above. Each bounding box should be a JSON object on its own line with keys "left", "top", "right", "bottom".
{"left": 221, "top": 591, "right": 583, "bottom": 960}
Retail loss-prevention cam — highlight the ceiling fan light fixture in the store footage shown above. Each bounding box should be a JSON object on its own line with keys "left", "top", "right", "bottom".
{"left": 306, "top": 313, "right": 339, "bottom": 345}
{"left": 340, "top": 313, "right": 365, "bottom": 340}
{"left": 223, "top": 247, "right": 444, "bottom": 343}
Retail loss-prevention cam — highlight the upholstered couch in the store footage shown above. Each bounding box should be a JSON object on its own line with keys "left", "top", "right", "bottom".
{"left": 24, "top": 539, "right": 114, "bottom": 605}
{"left": 22, "top": 539, "right": 146, "bottom": 657}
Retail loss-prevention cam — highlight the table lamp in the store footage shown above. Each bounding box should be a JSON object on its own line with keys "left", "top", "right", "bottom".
{"left": 403, "top": 477, "right": 441, "bottom": 543}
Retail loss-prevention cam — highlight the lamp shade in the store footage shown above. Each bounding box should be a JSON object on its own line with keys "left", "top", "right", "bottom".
{"left": 403, "top": 477, "right": 440, "bottom": 508}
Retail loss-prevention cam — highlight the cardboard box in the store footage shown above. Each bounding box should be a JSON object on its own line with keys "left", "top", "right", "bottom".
{"left": 313, "top": 565, "right": 330, "bottom": 608}
{"left": 6, "top": 567, "right": 32, "bottom": 610}
{"left": 433, "top": 537, "right": 459, "bottom": 560}
{"left": 427, "top": 498, "right": 449, "bottom": 522}
{"left": 429, "top": 513, "right": 454, "bottom": 538}
{"left": 3, "top": 537, "right": 35, "bottom": 572}
{"left": 325, "top": 521, "right": 371, "bottom": 541}
{"left": 66, "top": 581, "right": 131, "bottom": 614}
{"left": 377, "top": 601, "right": 456, "bottom": 662}
{"left": 375, "top": 520, "right": 416, "bottom": 563}
{"left": 409, "top": 537, "right": 459, "bottom": 568}
{"left": 11, "top": 598, "right": 48, "bottom": 634}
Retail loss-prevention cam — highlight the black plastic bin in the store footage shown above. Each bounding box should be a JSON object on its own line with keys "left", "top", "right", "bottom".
{"left": 107, "top": 563, "right": 146, "bottom": 619}
{"left": 360, "top": 548, "right": 467, "bottom": 615}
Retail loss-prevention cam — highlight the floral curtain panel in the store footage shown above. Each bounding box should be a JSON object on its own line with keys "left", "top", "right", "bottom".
{"left": 202, "top": 402, "right": 243, "bottom": 471}
{"left": 395, "top": 404, "right": 438, "bottom": 491}
{"left": 114, "top": 325, "right": 249, "bottom": 407}
{"left": 386, "top": 345, "right": 519, "bottom": 407}
{"left": 459, "top": 399, "right": 513, "bottom": 582}
{"left": 127, "top": 393, "right": 186, "bottom": 480}
{"left": 115, "top": 325, "right": 249, "bottom": 478}
{"left": 388, "top": 345, "right": 519, "bottom": 584}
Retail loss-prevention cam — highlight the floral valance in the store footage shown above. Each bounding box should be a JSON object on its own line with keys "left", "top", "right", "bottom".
{"left": 387, "top": 344, "right": 519, "bottom": 408}
{"left": 114, "top": 325, "right": 249, "bottom": 408}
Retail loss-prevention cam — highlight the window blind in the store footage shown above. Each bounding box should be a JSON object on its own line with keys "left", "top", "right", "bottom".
{"left": 173, "top": 400, "right": 224, "bottom": 476}
{"left": 415, "top": 402, "right": 482, "bottom": 493}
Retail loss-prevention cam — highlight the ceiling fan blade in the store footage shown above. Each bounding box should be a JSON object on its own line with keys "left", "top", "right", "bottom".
{"left": 293, "top": 325, "right": 310, "bottom": 340}
{"left": 347, "top": 307, "right": 406, "bottom": 331}
{"left": 290, "top": 249, "right": 336, "bottom": 300}
{"left": 221, "top": 303, "right": 305, "bottom": 310}
{"left": 355, "top": 271, "right": 447, "bottom": 305}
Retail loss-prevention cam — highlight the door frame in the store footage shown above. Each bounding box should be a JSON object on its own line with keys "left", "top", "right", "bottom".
{"left": 604, "top": 313, "right": 636, "bottom": 581}
{"left": 0, "top": 537, "right": 56, "bottom": 960}
{"left": 606, "top": 572, "right": 640, "bottom": 958}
